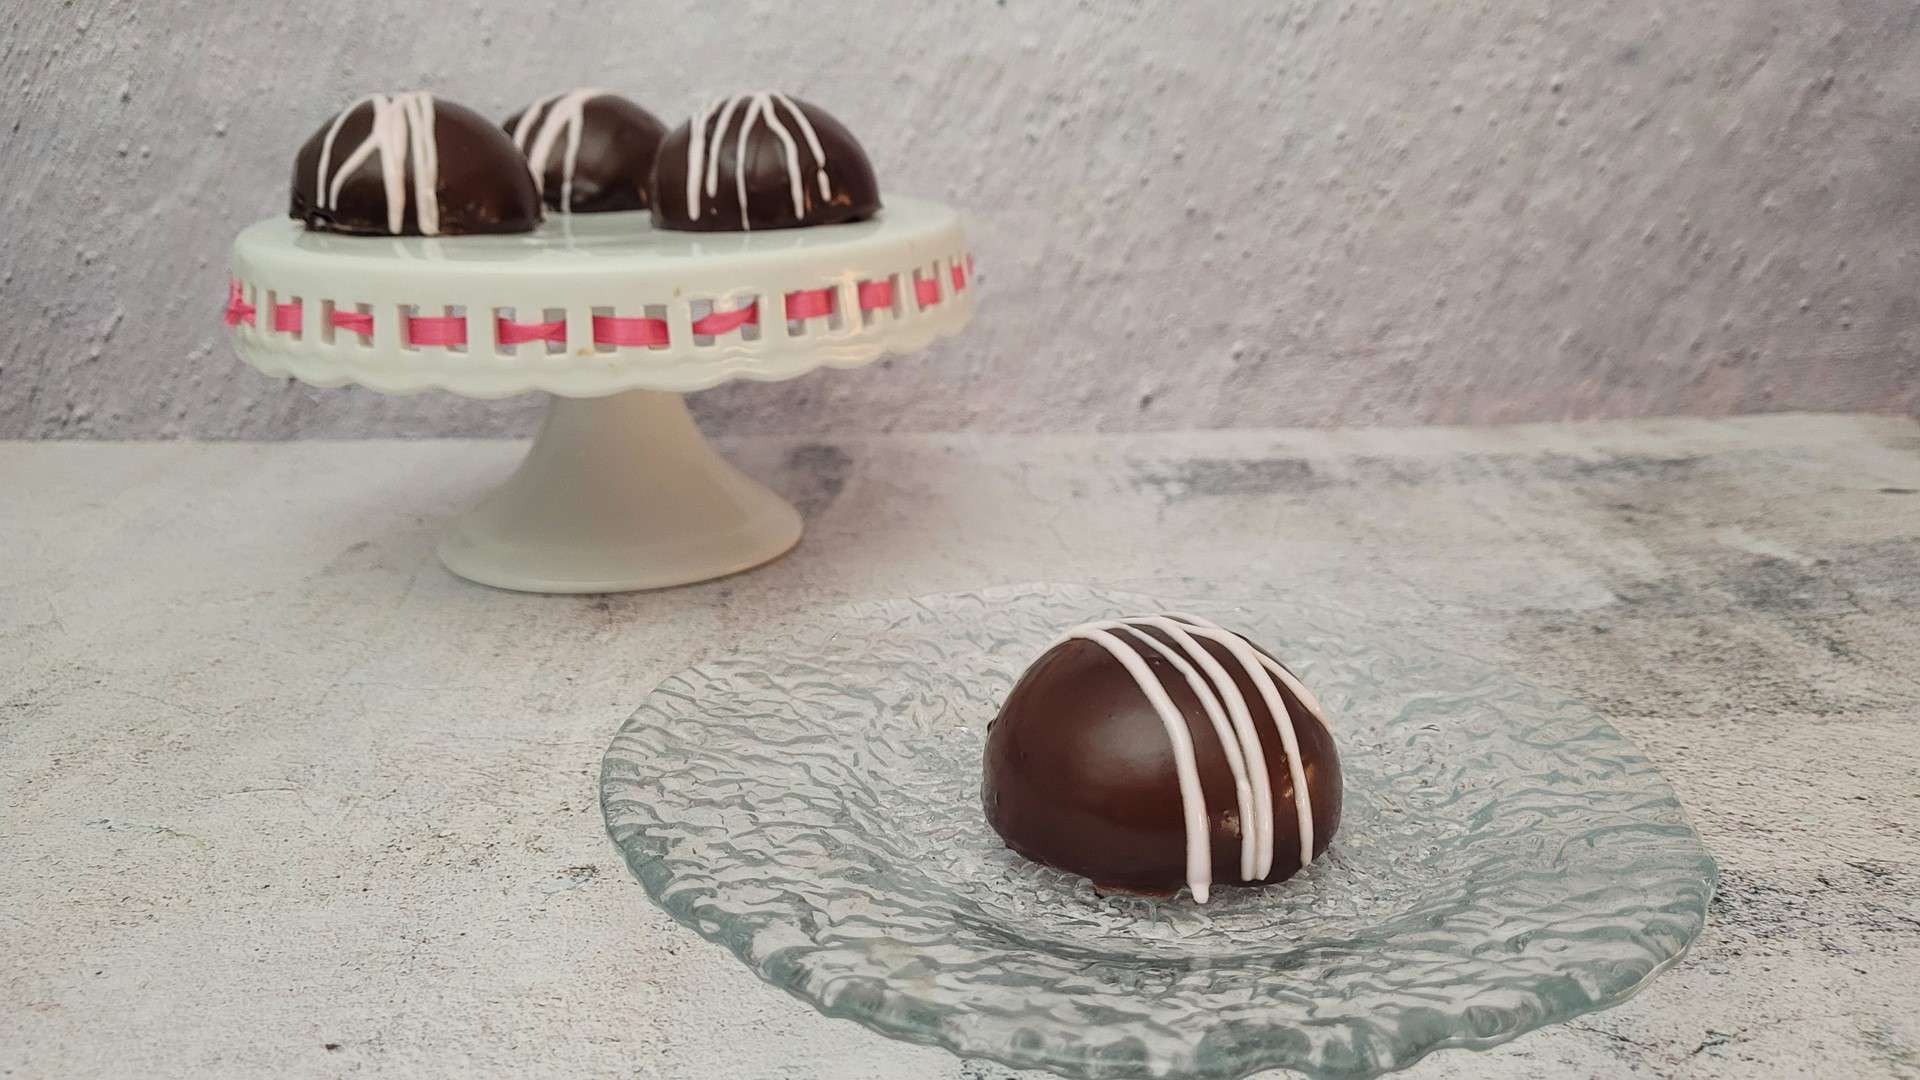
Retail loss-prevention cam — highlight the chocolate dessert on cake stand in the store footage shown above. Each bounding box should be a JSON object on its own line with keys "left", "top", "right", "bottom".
{"left": 225, "top": 200, "right": 974, "bottom": 592}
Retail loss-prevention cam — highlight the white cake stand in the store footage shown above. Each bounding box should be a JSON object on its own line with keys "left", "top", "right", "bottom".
{"left": 227, "top": 197, "right": 975, "bottom": 593}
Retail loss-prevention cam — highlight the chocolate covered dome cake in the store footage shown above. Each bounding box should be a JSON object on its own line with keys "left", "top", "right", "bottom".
{"left": 983, "top": 614, "right": 1341, "bottom": 903}
{"left": 290, "top": 92, "right": 542, "bottom": 236}
{"left": 505, "top": 89, "right": 667, "bottom": 214}
{"left": 650, "top": 92, "right": 881, "bottom": 232}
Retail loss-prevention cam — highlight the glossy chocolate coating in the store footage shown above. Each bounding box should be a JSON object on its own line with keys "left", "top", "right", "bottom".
{"left": 289, "top": 96, "right": 542, "bottom": 236}
{"left": 503, "top": 93, "right": 667, "bottom": 213}
{"left": 983, "top": 625, "right": 1341, "bottom": 895}
{"left": 649, "top": 94, "right": 881, "bottom": 232}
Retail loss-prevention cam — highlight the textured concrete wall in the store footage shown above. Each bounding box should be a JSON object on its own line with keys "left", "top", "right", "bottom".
{"left": 3, "top": 0, "right": 1917, "bottom": 439}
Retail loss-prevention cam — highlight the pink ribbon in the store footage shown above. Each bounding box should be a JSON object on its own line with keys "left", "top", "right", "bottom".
{"left": 331, "top": 309, "right": 375, "bottom": 336}
{"left": 224, "top": 280, "right": 256, "bottom": 327}
{"left": 407, "top": 315, "right": 467, "bottom": 347}
{"left": 225, "top": 263, "right": 975, "bottom": 346}
{"left": 692, "top": 302, "right": 759, "bottom": 336}
{"left": 497, "top": 318, "right": 566, "bottom": 345}
{"left": 857, "top": 279, "right": 893, "bottom": 311}
{"left": 784, "top": 287, "right": 835, "bottom": 321}
{"left": 593, "top": 314, "right": 670, "bottom": 347}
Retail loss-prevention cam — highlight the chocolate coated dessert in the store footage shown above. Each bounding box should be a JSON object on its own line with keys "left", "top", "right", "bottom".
{"left": 505, "top": 89, "right": 667, "bottom": 214}
{"left": 983, "top": 614, "right": 1341, "bottom": 902}
{"left": 650, "top": 92, "right": 881, "bottom": 232}
{"left": 290, "top": 92, "right": 542, "bottom": 236}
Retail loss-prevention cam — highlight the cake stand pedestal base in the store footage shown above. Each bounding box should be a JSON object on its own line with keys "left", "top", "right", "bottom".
{"left": 437, "top": 389, "right": 801, "bottom": 594}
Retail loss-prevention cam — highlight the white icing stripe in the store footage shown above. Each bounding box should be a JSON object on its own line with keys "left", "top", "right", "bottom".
{"left": 1076, "top": 617, "right": 1273, "bottom": 879}
{"left": 732, "top": 95, "right": 761, "bottom": 232}
{"left": 1171, "top": 622, "right": 1316, "bottom": 877}
{"left": 771, "top": 92, "right": 832, "bottom": 202}
{"left": 560, "top": 103, "right": 585, "bottom": 212}
{"left": 1113, "top": 624, "right": 1258, "bottom": 881}
{"left": 1166, "top": 612, "right": 1331, "bottom": 729}
{"left": 316, "top": 92, "right": 443, "bottom": 236}
{"left": 314, "top": 93, "right": 373, "bottom": 216}
{"left": 406, "top": 94, "right": 438, "bottom": 236}
{"left": 520, "top": 88, "right": 606, "bottom": 212}
{"left": 681, "top": 91, "right": 834, "bottom": 230}
{"left": 686, "top": 96, "right": 717, "bottom": 221}
{"left": 1132, "top": 616, "right": 1277, "bottom": 876}
{"left": 755, "top": 95, "right": 807, "bottom": 218}
{"left": 324, "top": 114, "right": 380, "bottom": 211}
{"left": 510, "top": 91, "right": 559, "bottom": 152}
{"left": 1067, "top": 627, "right": 1215, "bottom": 904}
{"left": 1055, "top": 613, "right": 1328, "bottom": 902}
{"left": 703, "top": 95, "right": 745, "bottom": 206}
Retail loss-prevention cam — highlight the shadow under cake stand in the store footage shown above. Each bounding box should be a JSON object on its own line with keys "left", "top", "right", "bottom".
{"left": 225, "top": 197, "right": 975, "bottom": 593}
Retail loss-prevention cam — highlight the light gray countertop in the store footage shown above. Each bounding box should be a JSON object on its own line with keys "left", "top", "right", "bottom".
{"left": 3, "top": 413, "right": 1916, "bottom": 1078}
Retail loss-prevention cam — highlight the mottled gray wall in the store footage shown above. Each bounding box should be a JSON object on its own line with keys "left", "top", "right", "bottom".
{"left": 3, "top": 0, "right": 1917, "bottom": 439}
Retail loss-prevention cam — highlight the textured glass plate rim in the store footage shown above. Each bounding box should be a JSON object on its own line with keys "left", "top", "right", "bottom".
{"left": 600, "top": 583, "right": 1719, "bottom": 1079}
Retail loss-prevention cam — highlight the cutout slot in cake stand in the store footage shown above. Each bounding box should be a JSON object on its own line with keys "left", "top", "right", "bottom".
{"left": 226, "top": 197, "right": 975, "bottom": 593}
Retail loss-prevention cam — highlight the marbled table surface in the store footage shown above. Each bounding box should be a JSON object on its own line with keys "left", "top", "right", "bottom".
{"left": 3, "top": 413, "right": 1916, "bottom": 1078}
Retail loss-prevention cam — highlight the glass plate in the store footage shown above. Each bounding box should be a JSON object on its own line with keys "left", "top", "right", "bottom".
{"left": 600, "top": 584, "right": 1716, "bottom": 1079}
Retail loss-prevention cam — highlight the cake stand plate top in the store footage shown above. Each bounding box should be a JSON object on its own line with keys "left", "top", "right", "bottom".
{"left": 226, "top": 196, "right": 975, "bottom": 398}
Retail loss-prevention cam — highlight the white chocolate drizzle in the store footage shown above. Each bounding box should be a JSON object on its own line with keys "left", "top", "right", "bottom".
{"left": 1053, "top": 613, "right": 1330, "bottom": 903}
{"left": 682, "top": 91, "right": 834, "bottom": 231}
{"left": 314, "top": 92, "right": 441, "bottom": 236}
{"left": 510, "top": 88, "right": 607, "bottom": 213}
